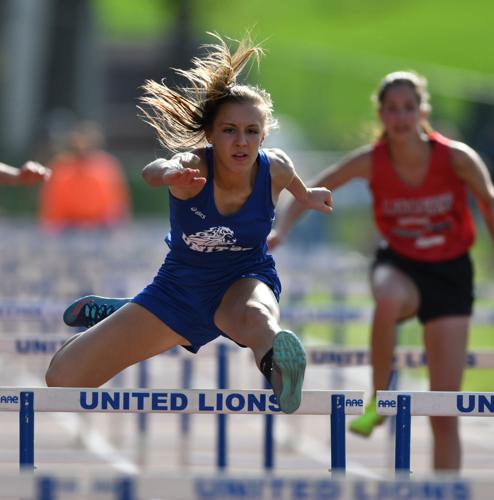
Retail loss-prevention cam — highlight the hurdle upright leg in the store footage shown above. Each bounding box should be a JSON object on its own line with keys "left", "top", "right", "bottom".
{"left": 330, "top": 393, "right": 346, "bottom": 472}
{"left": 263, "top": 378, "right": 274, "bottom": 470}
{"left": 217, "top": 343, "right": 228, "bottom": 469}
{"left": 117, "top": 477, "right": 135, "bottom": 500}
{"left": 136, "top": 360, "right": 149, "bottom": 467}
{"left": 19, "top": 391, "right": 35, "bottom": 470}
{"left": 179, "top": 357, "right": 193, "bottom": 468}
{"left": 37, "top": 476, "right": 54, "bottom": 500}
{"left": 395, "top": 394, "right": 411, "bottom": 473}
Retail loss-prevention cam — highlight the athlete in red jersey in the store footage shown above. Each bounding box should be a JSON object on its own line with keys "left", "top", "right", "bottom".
{"left": 269, "top": 71, "right": 494, "bottom": 471}
{"left": 371, "top": 131, "right": 476, "bottom": 262}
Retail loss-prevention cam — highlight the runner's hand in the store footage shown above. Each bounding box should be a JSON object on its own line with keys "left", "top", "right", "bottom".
{"left": 162, "top": 154, "right": 206, "bottom": 187}
{"left": 18, "top": 162, "right": 51, "bottom": 186}
{"left": 304, "top": 187, "right": 332, "bottom": 214}
{"left": 267, "top": 229, "right": 285, "bottom": 251}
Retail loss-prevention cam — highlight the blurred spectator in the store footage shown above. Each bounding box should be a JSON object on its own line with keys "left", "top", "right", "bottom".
{"left": 0, "top": 161, "right": 50, "bottom": 186}
{"left": 39, "top": 121, "right": 131, "bottom": 231}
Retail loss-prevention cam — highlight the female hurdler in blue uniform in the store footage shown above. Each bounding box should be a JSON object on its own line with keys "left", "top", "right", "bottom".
{"left": 46, "top": 34, "right": 332, "bottom": 414}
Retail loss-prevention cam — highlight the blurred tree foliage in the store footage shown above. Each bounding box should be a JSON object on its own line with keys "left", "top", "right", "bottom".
{"left": 3, "top": 0, "right": 493, "bottom": 221}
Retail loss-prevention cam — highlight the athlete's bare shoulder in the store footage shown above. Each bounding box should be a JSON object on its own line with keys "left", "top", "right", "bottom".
{"left": 445, "top": 139, "right": 493, "bottom": 193}
{"left": 448, "top": 139, "right": 476, "bottom": 158}
{"left": 342, "top": 144, "right": 373, "bottom": 169}
{"left": 447, "top": 140, "right": 482, "bottom": 174}
{"left": 263, "top": 147, "right": 295, "bottom": 186}
{"left": 264, "top": 147, "right": 294, "bottom": 168}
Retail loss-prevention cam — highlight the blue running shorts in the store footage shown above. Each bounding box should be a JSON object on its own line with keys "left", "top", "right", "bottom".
{"left": 131, "top": 258, "right": 281, "bottom": 353}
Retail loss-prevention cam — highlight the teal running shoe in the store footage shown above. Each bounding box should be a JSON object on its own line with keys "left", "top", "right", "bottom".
{"left": 272, "top": 330, "right": 306, "bottom": 414}
{"left": 63, "top": 295, "right": 129, "bottom": 328}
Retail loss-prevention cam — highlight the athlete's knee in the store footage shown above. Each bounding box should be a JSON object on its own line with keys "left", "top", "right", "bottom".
{"left": 45, "top": 363, "right": 66, "bottom": 387}
{"left": 45, "top": 335, "right": 84, "bottom": 386}
{"left": 374, "top": 292, "right": 408, "bottom": 319}
{"left": 45, "top": 357, "right": 78, "bottom": 387}
{"left": 242, "top": 302, "right": 274, "bottom": 331}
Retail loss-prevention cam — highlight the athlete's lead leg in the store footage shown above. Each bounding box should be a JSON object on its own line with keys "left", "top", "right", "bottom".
{"left": 214, "top": 278, "right": 306, "bottom": 414}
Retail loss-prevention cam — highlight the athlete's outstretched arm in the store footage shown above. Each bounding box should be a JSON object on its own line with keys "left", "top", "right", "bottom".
{"left": 285, "top": 172, "right": 332, "bottom": 213}
{"left": 268, "top": 146, "right": 372, "bottom": 250}
{"left": 267, "top": 148, "right": 332, "bottom": 213}
{"left": 142, "top": 152, "right": 206, "bottom": 189}
{"left": 0, "top": 161, "right": 50, "bottom": 186}
{"left": 451, "top": 142, "right": 494, "bottom": 241}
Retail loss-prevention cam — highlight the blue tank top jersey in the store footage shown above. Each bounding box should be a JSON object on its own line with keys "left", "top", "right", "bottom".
{"left": 131, "top": 147, "right": 281, "bottom": 352}
{"left": 165, "top": 147, "right": 275, "bottom": 270}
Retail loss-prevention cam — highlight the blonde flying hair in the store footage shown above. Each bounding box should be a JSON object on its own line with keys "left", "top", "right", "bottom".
{"left": 139, "top": 33, "right": 277, "bottom": 152}
{"left": 373, "top": 70, "right": 434, "bottom": 139}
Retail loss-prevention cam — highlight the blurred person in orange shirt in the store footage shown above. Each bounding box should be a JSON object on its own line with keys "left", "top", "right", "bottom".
{"left": 39, "top": 121, "right": 131, "bottom": 231}
{"left": 0, "top": 161, "right": 50, "bottom": 185}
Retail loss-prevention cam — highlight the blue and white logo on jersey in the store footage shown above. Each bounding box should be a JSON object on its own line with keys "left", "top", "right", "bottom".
{"left": 183, "top": 226, "right": 252, "bottom": 252}
{"left": 190, "top": 207, "right": 206, "bottom": 219}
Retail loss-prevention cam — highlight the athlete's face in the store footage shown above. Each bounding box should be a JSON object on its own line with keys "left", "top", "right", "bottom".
{"left": 379, "top": 84, "right": 426, "bottom": 141}
{"left": 207, "top": 101, "right": 265, "bottom": 171}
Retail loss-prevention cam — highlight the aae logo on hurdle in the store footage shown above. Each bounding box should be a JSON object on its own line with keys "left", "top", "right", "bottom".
{"left": 0, "top": 394, "right": 18, "bottom": 405}
{"left": 377, "top": 398, "right": 396, "bottom": 409}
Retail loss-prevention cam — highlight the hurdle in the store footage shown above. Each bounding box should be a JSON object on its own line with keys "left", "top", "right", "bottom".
{"left": 0, "top": 333, "right": 183, "bottom": 356}
{"left": 1, "top": 471, "right": 493, "bottom": 500}
{"left": 5, "top": 335, "right": 494, "bottom": 472}
{"left": 0, "top": 387, "right": 364, "bottom": 472}
{"left": 306, "top": 346, "right": 494, "bottom": 369}
{"left": 377, "top": 391, "right": 494, "bottom": 472}
{"left": 2, "top": 300, "right": 494, "bottom": 325}
{"left": 4, "top": 333, "right": 494, "bottom": 370}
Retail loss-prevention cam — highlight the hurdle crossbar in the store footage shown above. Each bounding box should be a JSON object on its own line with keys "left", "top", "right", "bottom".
{"left": 377, "top": 391, "right": 494, "bottom": 472}
{"left": 0, "top": 388, "right": 364, "bottom": 415}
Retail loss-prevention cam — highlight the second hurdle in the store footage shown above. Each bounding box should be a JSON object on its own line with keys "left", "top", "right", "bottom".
{"left": 377, "top": 390, "right": 494, "bottom": 472}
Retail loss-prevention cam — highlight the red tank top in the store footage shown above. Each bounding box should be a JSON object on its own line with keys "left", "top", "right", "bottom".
{"left": 370, "top": 132, "right": 475, "bottom": 262}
